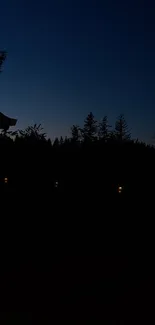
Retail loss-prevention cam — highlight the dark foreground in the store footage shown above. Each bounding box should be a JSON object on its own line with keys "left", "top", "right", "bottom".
{"left": 0, "top": 187, "right": 154, "bottom": 323}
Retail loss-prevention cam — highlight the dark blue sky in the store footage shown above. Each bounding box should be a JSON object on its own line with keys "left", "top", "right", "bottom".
{"left": 0, "top": 0, "right": 155, "bottom": 142}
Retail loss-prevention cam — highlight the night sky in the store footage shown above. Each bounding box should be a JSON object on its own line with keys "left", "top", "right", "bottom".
{"left": 0, "top": 0, "right": 155, "bottom": 143}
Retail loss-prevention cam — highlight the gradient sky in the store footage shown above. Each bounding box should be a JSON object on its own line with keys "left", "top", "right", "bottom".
{"left": 0, "top": 0, "right": 155, "bottom": 143}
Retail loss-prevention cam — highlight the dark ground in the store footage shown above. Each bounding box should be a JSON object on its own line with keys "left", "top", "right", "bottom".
{"left": 0, "top": 187, "right": 154, "bottom": 323}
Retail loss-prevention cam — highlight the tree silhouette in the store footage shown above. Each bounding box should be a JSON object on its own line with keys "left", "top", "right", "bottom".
{"left": 59, "top": 136, "right": 64, "bottom": 146}
{"left": 81, "top": 112, "right": 98, "bottom": 142}
{"left": 115, "top": 114, "right": 131, "bottom": 141}
{"left": 53, "top": 137, "right": 59, "bottom": 147}
{"left": 18, "top": 124, "right": 47, "bottom": 141}
{"left": 71, "top": 124, "right": 81, "bottom": 142}
{"left": 0, "top": 50, "right": 7, "bottom": 72}
{"left": 64, "top": 136, "right": 70, "bottom": 144}
{"left": 98, "top": 116, "right": 111, "bottom": 141}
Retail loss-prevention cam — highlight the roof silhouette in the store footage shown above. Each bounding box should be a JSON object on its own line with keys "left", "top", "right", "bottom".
{"left": 0, "top": 112, "right": 17, "bottom": 130}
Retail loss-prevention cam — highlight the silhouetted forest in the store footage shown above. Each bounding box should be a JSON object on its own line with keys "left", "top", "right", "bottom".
{"left": 1, "top": 112, "right": 155, "bottom": 322}
{"left": 1, "top": 112, "right": 154, "bottom": 251}
{"left": 0, "top": 112, "right": 154, "bottom": 200}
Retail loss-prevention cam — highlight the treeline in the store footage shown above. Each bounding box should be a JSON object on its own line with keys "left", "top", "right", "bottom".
{"left": 55, "top": 112, "right": 131, "bottom": 145}
{"left": 0, "top": 112, "right": 154, "bottom": 200}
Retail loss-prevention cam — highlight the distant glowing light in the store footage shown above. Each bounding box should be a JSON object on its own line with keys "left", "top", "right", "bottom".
{"left": 55, "top": 181, "right": 59, "bottom": 188}
{"left": 118, "top": 186, "right": 123, "bottom": 193}
{"left": 4, "top": 177, "right": 8, "bottom": 184}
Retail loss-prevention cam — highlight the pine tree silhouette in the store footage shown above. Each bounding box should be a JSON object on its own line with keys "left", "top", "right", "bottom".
{"left": 81, "top": 112, "right": 98, "bottom": 142}
{"left": 98, "top": 116, "right": 111, "bottom": 141}
{"left": 115, "top": 114, "right": 131, "bottom": 141}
